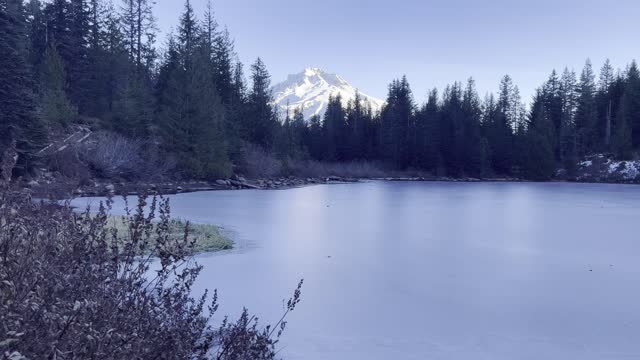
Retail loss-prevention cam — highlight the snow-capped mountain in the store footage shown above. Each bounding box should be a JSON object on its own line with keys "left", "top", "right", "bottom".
{"left": 271, "top": 68, "right": 384, "bottom": 120}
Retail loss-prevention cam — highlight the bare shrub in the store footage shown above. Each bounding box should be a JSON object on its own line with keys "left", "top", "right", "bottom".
{"left": 0, "top": 192, "right": 302, "bottom": 359}
{"left": 81, "top": 132, "right": 146, "bottom": 179}
{"left": 240, "top": 144, "right": 283, "bottom": 178}
{"left": 80, "top": 132, "right": 175, "bottom": 181}
{"left": 286, "top": 159, "right": 389, "bottom": 179}
{"left": 46, "top": 146, "right": 91, "bottom": 180}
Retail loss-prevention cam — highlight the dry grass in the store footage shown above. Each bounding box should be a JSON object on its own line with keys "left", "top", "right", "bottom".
{"left": 106, "top": 216, "right": 233, "bottom": 254}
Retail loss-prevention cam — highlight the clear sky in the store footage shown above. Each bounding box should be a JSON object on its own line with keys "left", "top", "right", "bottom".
{"left": 154, "top": 0, "right": 640, "bottom": 104}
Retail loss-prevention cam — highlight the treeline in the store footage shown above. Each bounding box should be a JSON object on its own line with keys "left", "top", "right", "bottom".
{"left": 2, "top": 0, "right": 640, "bottom": 181}
{"left": 290, "top": 61, "right": 640, "bottom": 180}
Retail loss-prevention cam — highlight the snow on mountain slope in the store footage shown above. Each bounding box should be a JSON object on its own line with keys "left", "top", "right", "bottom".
{"left": 271, "top": 68, "right": 384, "bottom": 120}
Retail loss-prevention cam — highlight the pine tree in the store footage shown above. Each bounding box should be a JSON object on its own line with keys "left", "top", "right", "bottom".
{"left": 185, "top": 39, "right": 230, "bottom": 178}
{"left": 346, "top": 92, "right": 367, "bottom": 160}
{"left": 596, "top": 59, "right": 616, "bottom": 149}
{"left": 414, "top": 89, "right": 441, "bottom": 172}
{"left": 40, "top": 44, "right": 77, "bottom": 128}
{"left": 25, "top": 0, "right": 47, "bottom": 77}
{"left": 323, "top": 94, "right": 347, "bottom": 161}
{"left": 485, "top": 76, "right": 516, "bottom": 175}
{"left": 612, "top": 61, "right": 640, "bottom": 159}
{"left": 574, "top": 60, "right": 598, "bottom": 157}
{"left": 380, "top": 76, "right": 414, "bottom": 169}
{"left": 461, "top": 78, "right": 486, "bottom": 176}
{"left": 524, "top": 93, "right": 556, "bottom": 180}
{"left": 542, "top": 70, "right": 563, "bottom": 159}
{"left": 306, "top": 114, "right": 324, "bottom": 160}
{"left": 245, "top": 58, "right": 277, "bottom": 148}
{"left": 0, "top": 0, "right": 47, "bottom": 174}
{"left": 558, "top": 67, "right": 577, "bottom": 162}
{"left": 623, "top": 61, "right": 640, "bottom": 148}
{"left": 66, "top": 0, "right": 91, "bottom": 111}
{"left": 121, "top": 0, "right": 155, "bottom": 69}
{"left": 214, "top": 28, "right": 234, "bottom": 104}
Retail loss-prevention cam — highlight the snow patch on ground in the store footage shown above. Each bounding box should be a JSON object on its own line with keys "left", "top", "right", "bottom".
{"left": 577, "top": 154, "right": 640, "bottom": 182}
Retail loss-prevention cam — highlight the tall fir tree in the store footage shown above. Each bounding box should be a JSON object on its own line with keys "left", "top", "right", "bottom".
{"left": 612, "top": 61, "right": 640, "bottom": 159}
{"left": 574, "top": 60, "right": 598, "bottom": 158}
{"left": 0, "top": 0, "right": 47, "bottom": 174}
{"left": 40, "top": 44, "right": 77, "bottom": 128}
{"left": 414, "top": 89, "right": 441, "bottom": 172}
{"left": 380, "top": 76, "right": 414, "bottom": 169}
{"left": 525, "top": 91, "right": 557, "bottom": 180}
{"left": 322, "top": 94, "right": 347, "bottom": 161}
{"left": 245, "top": 58, "right": 277, "bottom": 148}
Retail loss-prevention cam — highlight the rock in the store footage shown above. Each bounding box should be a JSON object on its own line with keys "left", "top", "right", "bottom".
{"left": 105, "top": 184, "right": 115, "bottom": 192}
{"left": 176, "top": 186, "right": 184, "bottom": 192}
{"left": 242, "top": 182, "right": 260, "bottom": 190}
{"left": 216, "top": 179, "right": 227, "bottom": 186}
{"left": 27, "top": 180, "right": 39, "bottom": 188}
{"left": 238, "top": 176, "right": 247, "bottom": 182}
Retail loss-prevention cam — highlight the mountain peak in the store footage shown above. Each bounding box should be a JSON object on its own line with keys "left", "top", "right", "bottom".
{"left": 272, "top": 68, "right": 384, "bottom": 120}
{"left": 304, "top": 67, "right": 325, "bottom": 76}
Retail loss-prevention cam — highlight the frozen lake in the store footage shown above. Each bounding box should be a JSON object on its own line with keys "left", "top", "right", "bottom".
{"left": 76, "top": 181, "right": 640, "bottom": 359}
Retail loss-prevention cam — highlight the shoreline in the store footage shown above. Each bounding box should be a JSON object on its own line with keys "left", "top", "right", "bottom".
{"left": 26, "top": 174, "right": 640, "bottom": 200}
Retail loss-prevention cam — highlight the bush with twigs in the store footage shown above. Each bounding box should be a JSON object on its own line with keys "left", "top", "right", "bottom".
{"left": 0, "top": 189, "right": 302, "bottom": 360}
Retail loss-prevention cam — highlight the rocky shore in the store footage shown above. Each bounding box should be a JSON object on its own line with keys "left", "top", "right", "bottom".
{"left": 25, "top": 172, "right": 532, "bottom": 199}
{"left": 24, "top": 153, "right": 640, "bottom": 200}
{"left": 26, "top": 174, "right": 362, "bottom": 198}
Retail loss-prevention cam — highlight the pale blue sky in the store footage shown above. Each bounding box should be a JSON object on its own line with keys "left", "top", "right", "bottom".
{"left": 155, "top": 0, "right": 640, "bottom": 103}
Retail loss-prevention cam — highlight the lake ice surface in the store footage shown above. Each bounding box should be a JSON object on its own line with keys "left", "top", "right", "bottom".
{"left": 74, "top": 181, "right": 640, "bottom": 360}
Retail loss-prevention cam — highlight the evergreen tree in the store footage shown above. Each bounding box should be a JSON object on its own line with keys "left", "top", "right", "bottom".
{"left": 574, "top": 60, "right": 598, "bottom": 157}
{"left": 612, "top": 61, "right": 640, "bottom": 159}
{"left": 524, "top": 92, "right": 556, "bottom": 180}
{"left": 558, "top": 67, "right": 577, "bottom": 170}
{"left": 155, "top": 2, "right": 230, "bottom": 178}
{"left": 414, "top": 89, "right": 441, "bottom": 172}
{"left": 461, "top": 78, "right": 487, "bottom": 176}
{"left": 121, "top": 0, "right": 155, "bottom": 69}
{"left": 25, "top": 0, "right": 47, "bottom": 77}
{"left": 244, "top": 58, "right": 277, "bottom": 148}
{"left": 485, "top": 75, "right": 516, "bottom": 174}
{"left": 596, "top": 59, "right": 617, "bottom": 149}
{"left": 380, "top": 76, "right": 414, "bottom": 169}
{"left": 185, "top": 39, "right": 230, "bottom": 178}
{"left": 65, "top": 0, "right": 91, "bottom": 111}
{"left": 40, "top": 44, "right": 77, "bottom": 128}
{"left": 346, "top": 92, "right": 369, "bottom": 160}
{"left": 542, "top": 70, "right": 563, "bottom": 159}
{"left": 323, "top": 94, "right": 347, "bottom": 161}
{"left": 623, "top": 61, "right": 640, "bottom": 148}
{"left": 0, "top": 0, "right": 47, "bottom": 174}
{"left": 306, "top": 114, "right": 325, "bottom": 160}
